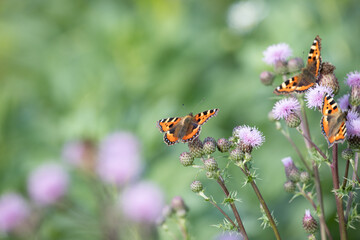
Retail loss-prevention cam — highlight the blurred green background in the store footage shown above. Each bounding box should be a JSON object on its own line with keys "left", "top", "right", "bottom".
{"left": 1, "top": 0, "right": 360, "bottom": 239}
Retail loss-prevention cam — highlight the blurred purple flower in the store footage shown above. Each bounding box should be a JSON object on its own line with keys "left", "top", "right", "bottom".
{"left": 348, "top": 118, "right": 360, "bottom": 137}
{"left": 305, "top": 85, "right": 333, "bottom": 109}
{"left": 281, "top": 157, "right": 294, "bottom": 168}
{"left": 62, "top": 141, "right": 86, "bottom": 166}
{"left": 97, "top": 132, "right": 142, "bottom": 185}
{"left": 272, "top": 98, "right": 300, "bottom": 120}
{"left": 345, "top": 71, "right": 360, "bottom": 87}
{"left": 0, "top": 193, "right": 29, "bottom": 233}
{"left": 28, "top": 163, "right": 69, "bottom": 205}
{"left": 338, "top": 94, "right": 351, "bottom": 111}
{"left": 214, "top": 231, "right": 244, "bottom": 240}
{"left": 121, "top": 181, "right": 164, "bottom": 223}
{"left": 233, "top": 125, "right": 265, "bottom": 149}
{"left": 262, "top": 43, "right": 292, "bottom": 65}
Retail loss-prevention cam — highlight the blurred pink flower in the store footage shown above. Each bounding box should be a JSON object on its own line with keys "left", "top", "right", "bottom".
{"left": 0, "top": 193, "right": 29, "bottom": 233}
{"left": 345, "top": 71, "right": 360, "bottom": 87}
{"left": 121, "top": 181, "right": 164, "bottom": 223}
{"left": 97, "top": 132, "right": 142, "bottom": 185}
{"left": 262, "top": 43, "right": 292, "bottom": 65}
{"left": 28, "top": 163, "right": 69, "bottom": 205}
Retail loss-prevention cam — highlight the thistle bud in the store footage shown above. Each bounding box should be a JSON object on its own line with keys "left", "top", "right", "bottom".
{"left": 281, "top": 157, "right": 300, "bottom": 182}
{"left": 303, "top": 210, "right": 319, "bottom": 234}
{"left": 179, "top": 152, "right": 194, "bottom": 167}
{"left": 203, "top": 137, "right": 216, "bottom": 145}
{"left": 217, "top": 138, "right": 231, "bottom": 153}
{"left": 287, "top": 57, "right": 304, "bottom": 73}
{"left": 229, "top": 147, "right": 244, "bottom": 162}
{"left": 350, "top": 86, "right": 360, "bottom": 106}
{"left": 190, "top": 180, "right": 203, "bottom": 193}
{"left": 171, "top": 196, "right": 188, "bottom": 217}
{"left": 284, "top": 181, "right": 295, "bottom": 193}
{"left": 274, "top": 60, "right": 288, "bottom": 75}
{"left": 348, "top": 136, "right": 360, "bottom": 150}
{"left": 188, "top": 138, "right": 204, "bottom": 158}
{"left": 300, "top": 171, "right": 310, "bottom": 183}
{"left": 284, "top": 112, "right": 301, "bottom": 128}
{"left": 342, "top": 148, "right": 354, "bottom": 161}
{"left": 307, "top": 234, "right": 316, "bottom": 240}
{"left": 318, "top": 62, "right": 339, "bottom": 95}
{"left": 206, "top": 171, "right": 216, "bottom": 179}
{"left": 203, "top": 141, "right": 216, "bottom": 155}
{"left": 204, "top": 158, "right": 218, "bottom": 171}
{"left": 260, "top": 71, "right": 275, "bottom": 86}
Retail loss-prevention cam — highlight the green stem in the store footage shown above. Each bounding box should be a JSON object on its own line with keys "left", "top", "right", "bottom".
{"left": 330, "top": 144, "right": 347, "bottom": 240}
{"left": 241, "top": 166, "right": 281, "bottom": 240}
{"left": 207, "top": 198, "right": 239, "bottom": 231}
{"left": 345, "top": 152, "right": 359, "bottom": 223}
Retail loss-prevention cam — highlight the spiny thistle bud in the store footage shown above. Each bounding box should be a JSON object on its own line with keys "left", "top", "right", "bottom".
{"left": 190, "top": 180, "right": 203, "bottom": 193}
{"left": 282, "top": 157, "right": 300, "bottom": 182}
{"left": 188, "top": 138, "right": 204, "bottom": 158}
{"left": 318, "top": 62, "right": 339, "bottom": 95}
{"left": 303, "top": 210, "right": 319, "bottom": 234}
{"left": 203, "top": 141, "right": 216, "bottom": 155}
{"left": 284, "top": 181, "right": 296, "bottom": 193}
{"left": 307, "top": 234, "right": 316, "bottom": 240}
{"left": 260, "top": 71, "right": 275, "bottom": 86}
{"left": 274, "top": 60, "right": 288, "bottom": 75}
{"left": 342, "top": 148, "right": 354, "bottom": 161}
{"left": 300, "top": 171, "right": 310, "bottom": 183}
{"left": 244, "top": 152, "right": 252, "bottom": 162}
{"left": 348, "top": 136, "right": 360, "bottom": 150}
{"left": 204, "top": 158, "right": 218, "bottom": 171}
{"left": 287, "top": 57, "right": 304, "bottom": 73}
{"left": 350, "top": 86, "right": 360, "bottom": 106}
{"left": 229, "top": 147, "right": 244, "bottom": 162}
{"left": 217, "top": 138, "right": 231, "bottom": 153}
{"left": 284, "top": 112, "right": 301, "bottom": 128}
{"left": 203, "top": 137, "right": 216, "bottom": 145}
{"left": 171, "top": 196, "right": 188, "bottom": 217}
{"left": 179, "top": 152, "right": 194, "bottom": 166}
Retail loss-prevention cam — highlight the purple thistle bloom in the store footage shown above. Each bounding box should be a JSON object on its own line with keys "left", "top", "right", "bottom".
{"left": 281, "top": 157, "right": 294, "bottom": 168}
{"left": 347, "top": 110, "right": 359, "bottom": 122}
{"left": 345, "top": 71, "right": 360, "bottom": 87}
{"left": 215, "top": 231, "right": 244, "bottom": 240}
{"left": 97, "top": 132, "right": 142, "bottom": 186}
{"left": 262, "top": 43, "right": 292, "bottom": 65}
{"left": 121, "top": 181, "right": 164, "bottom": 224}
{"left": 338, "top": 94, "right": 351, "bottom": 111}
{"left": 0, "top": 193, "right": 29, "bottom": 233}
{"left": 233, "top": 125, "right": 265, "bottom": 149}
{"left": 347, "top": 118, "right": 360, "bottom": 137}
{"left": 28, "top": 163, "right": 69, "bottom": 206}
{"left": 305, "top": 85, "right": 333, "bottom": 109}
{"left": 272, "top": 98, "right": 300, "bottom": 120}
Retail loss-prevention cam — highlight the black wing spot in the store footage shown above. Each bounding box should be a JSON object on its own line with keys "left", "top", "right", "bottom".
{"left": 333, "top": 105, "right": 337, "bottom": 110}
{"left": 197, "top": 118, "right": 201, "bottom": 122}
{"left": 328, "top": 110, "right": 332, "bottom": 114}
{"left": 210, "top": 109, "right": 214, "bottom": 113}
{"left": 202, "top": 110, "right": 207, "bottom": 115}
{"left": 329, "top": 100, "right": 335, "bottom": 105}
{"left": 309, "top": 48, "right": 314, "bottom": 54}
{"left": 169, "top": 128, "right": 175, "bottom": 134}
{"left": 169, "top": 123, "right": 174, "bottom": 128}
{"left": 285, "top": 79, "right": 290, "bottom": 84}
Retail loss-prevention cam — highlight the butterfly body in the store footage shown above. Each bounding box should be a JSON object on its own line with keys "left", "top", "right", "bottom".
{"left": 274, "top": 36, "right": 322, "bottom": 94}
{"left": 157, "top": 109, "right": 219, "bottom": 145}
{"left": 321, "top": 94, "right": 347, "bottom": 148}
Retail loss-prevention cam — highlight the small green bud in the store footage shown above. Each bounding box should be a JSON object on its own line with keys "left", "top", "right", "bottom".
{"left": 217, "top": 138, "right": 231, "bottom": 152}
{"left": 342, "top": 148, "right": 354, "bottom": 160}
{"left": 303, "top": 210, "right": 319, "bottom": 234}
{"left": 188, "top": 138, "right": 204, "bottom": 158}
{"left": 284, "top": 181, "right": 295, "bottom": 193}
{"left": 179, "top": 152, "right": 194, "bottom": 166}
{"left": 204, "top": 158, "right": 218, "bottom": 171}
{"left": 300, "top": 171, "right": 310, "bottom": 183}
{"left": 351, "top": 86, "right": 360, "bottom": 106}
{"left": 203, "top": 137, "right": 216, "bottom": 145}
{"left": 229, "top": 147, "right": 244, "bottom": 162}
{"left": 203, "top": 141, "right": 216, "bottom": 155}
{"left": 289, "top": 168, "right": 300, "bottom": 182}
{"left": 190, "top": 180, "right": 203, "bottom": 193}
{"left": 348, "top": 136, "right": 360, "bottom": 150}
{"left": 285, "top": 112, "right": 301, "bottom": 128}
{"left": 206, "top": 171, "right": 216, "bottom": 179}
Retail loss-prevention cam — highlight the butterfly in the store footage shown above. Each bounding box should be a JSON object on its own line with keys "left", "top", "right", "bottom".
{"left": 157, "top": 109, "right": 219, "bottom": 145}
{"left": 321, "top": 93, "right": 347, "bottom": 148}
{"left": 274, "top": 35, "right": 322, "bottom": 94}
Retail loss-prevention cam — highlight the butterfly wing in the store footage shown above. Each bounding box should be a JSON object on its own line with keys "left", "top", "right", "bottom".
{"left": 193, "top": 109, "right": 219, "bottom": 125}
{"left": 157, "top": 117, "right": 182, "bottom": 132}
{"left": 307, "top": 35, "right": 322, "bottom": 77}
{"left": 274, "top": 76, "right": 300, "bottom": 94}
{"left": 320, "top": 94, "right": 347, "bottom": 148}
{"left": 181, "top": 124, "right": 201, "bottom": 143}
{"left": 164, "top": 131, "right": 180, "bottom": 145}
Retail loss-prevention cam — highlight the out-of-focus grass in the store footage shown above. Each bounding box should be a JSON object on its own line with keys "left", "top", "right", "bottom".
{"left": 1, "top": 0, "right": 360, "bottom": 239}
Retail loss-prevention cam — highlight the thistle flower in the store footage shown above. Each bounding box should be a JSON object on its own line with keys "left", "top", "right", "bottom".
{"left": 121, "top": 181, "right": 164, "bottom": 224}
{"left": 305, "top": 85, "right": 333, "bottom": 109}
{"left": 233, "top": 125, "right": 265, "bottom": 152}
{"left": 347, "top": 118, "right": 360, "bottom": 137}
{"left": 0, "top": 193, "right": 29, "bottom": 233}
{"left": 303, "top": 209, "right": 319, "bottom": 234}
{"left": 27, "top": 163, "right": 69, "bottom": 205}
{"left": 215, "top": 231, "right": 244, "bottom": 240}
{"left": 262, "top": 43, "right": 292, "bottom": 65}
{"left": 97, "top": 132, "right": 142, "bottom": 185}
{"left": 338, "top": 94, "right": 351, "bottom": 111}
{"left": 345, "top": 71, "right": 360, "bottom": 87}
{"left": 281, "top": 157, "right": 300, "bottom": 182}
{"left": 272, "top": 98, "right": 300, "bottom": 120}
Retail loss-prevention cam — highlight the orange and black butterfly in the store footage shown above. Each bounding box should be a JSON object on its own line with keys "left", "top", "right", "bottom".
{"left": 157, "top": 109, "right": 219, "bottom": 145}
{"left": 274, "top": 35, "right": 322, "bottom": 94}
{"left": 321, "top": 93, "right": 347, "bottom": 148}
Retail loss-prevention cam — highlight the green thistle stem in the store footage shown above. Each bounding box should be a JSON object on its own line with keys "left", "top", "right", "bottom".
{"left": 341, "top": 160, "right": 350, "bottom": 190}
{"left": 330, "top": 144, "right": 347, "bottom": 240}
{"left": 345, "top": 152, "right": 359, "bottom": 223}
{"left": 240, "top": 166, "right": 281, "bottom": 240}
